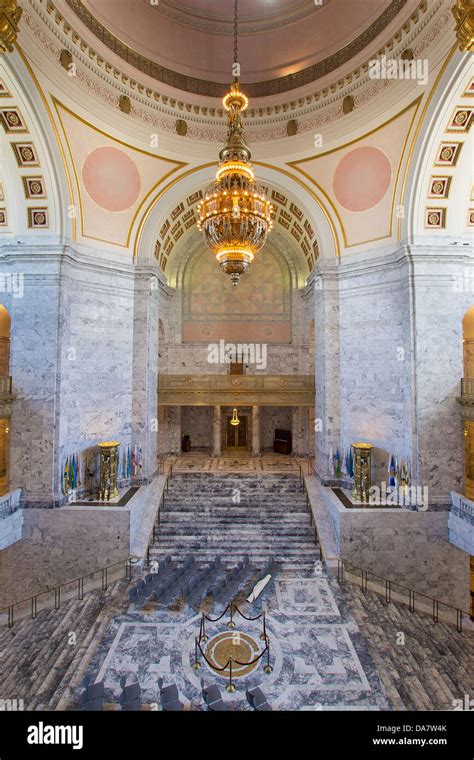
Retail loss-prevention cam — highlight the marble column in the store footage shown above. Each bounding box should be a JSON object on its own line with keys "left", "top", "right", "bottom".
{"left": 252, "top": 405, "right": 261, "bottom": 456}
{"left": 131, "top": 267, "right": 160, "bottom": 483}
{"left": 313, "top": 261, "right": 341, "bottom": 483}
{"left": 212, "top": 405, "right": 221, "bottom": 457}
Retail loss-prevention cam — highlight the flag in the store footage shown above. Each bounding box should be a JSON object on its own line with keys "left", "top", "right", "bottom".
{"left": 348, "top": 446, "right": 354, "bottom": 478}
{"left": 127, "top": 446, "right": 131, "bottom": 478}
{"left": 138, "top": 447, "right": 143, "bottom": 474}
{"left": 388, "top": 454, "right": 396, "bottom": 487}
{"left": 335, "top": 448, "right": 341, "bottom": 477}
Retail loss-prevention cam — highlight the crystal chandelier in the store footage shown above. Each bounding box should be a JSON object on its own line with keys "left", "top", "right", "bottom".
{"left": 196, "top": 0, "right": 273, "bottom": 286}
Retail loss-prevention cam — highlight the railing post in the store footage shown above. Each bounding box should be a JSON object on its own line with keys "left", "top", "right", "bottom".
{"left": 456, "top": 609, "right": 463, "bottom": 633}
{"left": 432, "top": 599, "right": 438, "bottom": 623}
{"left": 102, "top": 568, "right": 108, "bottom": 591}
{"left": 31, "top": 596, "right": 37, "bottom": 619}
{"left": 192, "top": 637, "right": 201, "bottom": 670}
{"left": 264, "top": 639, "right": 273, "bottom": 674}
{"left": 201, "top": 614, "right": 208, "bottom": 642}
{"left": 78, "top": 577, "right": 84, "bottom": 600}
{"left": 227, "top": 602, "right": 236, "bottom": 629}
{"left": 409, "top": 589, "right": 415, "bottom": 613}
{"left": 8, "top": 605, "right": 13, "bottom": 628}
{"left": 385, "top": 580, "right": 391, "bottom": 604}
{"left": 126, "top": 559, "right": 132, "bottom": 582}
{"left": 54, "top": 587, "right": 60, "bottom": 610}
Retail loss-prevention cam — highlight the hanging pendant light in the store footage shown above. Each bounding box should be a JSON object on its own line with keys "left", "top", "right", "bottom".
{"left": 230, "top": 407, "right": 240, "bottom": 426}
{"left": 196, "top": 0, "right": 274, "bottom": 286}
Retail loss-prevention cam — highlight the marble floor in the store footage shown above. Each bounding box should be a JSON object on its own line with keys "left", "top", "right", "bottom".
{"left": 166, "top": 453, "right": 311, "bottom": 475}
{"left": 83, "top": 570, "right": 391, "bottom": 711}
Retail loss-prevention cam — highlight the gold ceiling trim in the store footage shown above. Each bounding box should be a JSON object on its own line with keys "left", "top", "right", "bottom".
{"left": 396, "top": 41, "right": 458, "bottom": 240}
{"left": 452, "top": 0, "right": 474, "bottom": 52}
{"left": 14, "top": 42, "right": 76, "bottom": 239}
{"left": 52, "top": 97, "right": 187, "bottom": 248}
{"left": 289, "top": 98, "right": 422, "bottom": 250}
{"left": 133, "top": 162, "right": 341, "bottom": 259}
{"left": 0, "top": 0, "right": 22, "bottom": 55}
{"left": 63, "top": 0, "right": 410, "bottom": 99}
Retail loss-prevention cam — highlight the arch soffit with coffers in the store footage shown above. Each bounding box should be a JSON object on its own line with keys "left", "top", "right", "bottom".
{"left": 0, "top": 51, "right": 74, "bottom": 242}
{"left": 401, "top": 51, "right": 474, "bottom": 241}
{"left": 133, "top": 163, "right": 341, "bottom": 275}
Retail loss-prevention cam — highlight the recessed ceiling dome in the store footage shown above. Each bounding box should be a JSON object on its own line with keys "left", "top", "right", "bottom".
{"left": 69, "top": 0, "right": 409, "bottom": 96}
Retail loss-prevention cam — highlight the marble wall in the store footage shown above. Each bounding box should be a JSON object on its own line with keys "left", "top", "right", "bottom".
{"left": 410, "top": 245, "right": 472, "bottom": 504}
{"left": 0, "top": 505, "right": 130, "bottom": 607}
{"left": 0, "top": 244, "right": 172, "bottom": 506}
{"left": 180, "top": 406, "right": 212, "bottom": 449}
{"left": 320, "top": 487, "right": 470, "bottom": 611}
{"left": 312, "top": 243, "right": 472, "bottom": 504}
{"left": 337, "top": 248, "right": 413, "bottom": 485}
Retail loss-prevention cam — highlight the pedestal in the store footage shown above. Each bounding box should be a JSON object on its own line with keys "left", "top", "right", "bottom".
{"left": 98, "top": 441, "right": 120, "bottom": 501}
{"left": 352, "top": 443, "right": 373, "bottom": 502}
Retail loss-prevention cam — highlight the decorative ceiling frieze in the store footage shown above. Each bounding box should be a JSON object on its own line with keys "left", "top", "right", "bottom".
{"left": 63, "top": 0, "right": 410, "bottom": 98}
{"left": 20, "top": 0, "right": 448, "bottom": 142}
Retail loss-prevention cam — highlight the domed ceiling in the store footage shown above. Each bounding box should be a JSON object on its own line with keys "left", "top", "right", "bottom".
{"left": 67, "top": 0, "right": 411, "bottom": 96}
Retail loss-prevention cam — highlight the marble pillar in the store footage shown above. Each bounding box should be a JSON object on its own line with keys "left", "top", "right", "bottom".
{"left": 131, "top": 266, "right": 161, "bottom": 483}
{"left": 212, "top": 405, "right": 222, "bottom": 457}
{"left": 313, "top": 261, "right": 341, "bottom": 483}
{"left": 252, "top": 405, "right": 261, "bottom": 456}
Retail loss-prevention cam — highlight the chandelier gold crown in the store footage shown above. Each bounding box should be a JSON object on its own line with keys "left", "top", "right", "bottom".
{"left": 196, "top": 2, "right": 273, "bottom": 286}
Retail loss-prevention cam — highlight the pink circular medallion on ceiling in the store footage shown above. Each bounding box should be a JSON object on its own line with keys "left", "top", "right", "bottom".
{"left": 333, "top": 146, "right": 392, "bottom": 213}
{"left": 82, "top": 147, "right": 141, "bottom": 212}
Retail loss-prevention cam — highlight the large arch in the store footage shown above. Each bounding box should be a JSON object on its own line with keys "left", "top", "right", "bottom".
{"left": 133, "top": 162, "right": 341, "bottom": 270}
{"left": 401, "top": 50, "right": 473, "bottom": 242}
{"left": 0, "top": 50, "right": 74, "bottom": 241}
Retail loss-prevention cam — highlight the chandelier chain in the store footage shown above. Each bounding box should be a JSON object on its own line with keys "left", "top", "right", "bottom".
{"left": 233, "top": 0, "right": 238, "bottom": 66}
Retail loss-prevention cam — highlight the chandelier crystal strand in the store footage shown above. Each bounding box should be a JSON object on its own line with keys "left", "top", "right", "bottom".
{"left": 196, "top": 0, "right": 274, "bottom": 286}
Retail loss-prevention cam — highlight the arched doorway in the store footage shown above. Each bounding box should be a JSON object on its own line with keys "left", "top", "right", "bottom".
{"left": 0, "top": 305, "right": 11, "bottom": 497}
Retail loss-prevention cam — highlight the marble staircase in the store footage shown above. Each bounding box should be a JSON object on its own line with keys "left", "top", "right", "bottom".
{"left": 0, "top": 579, "right": 130, "bottom": 710}
{"left": 151, "top": 473, "right": 319, "bottom": 572}
{"left": 341, "top": 582, "right": 474, "bottom": 711}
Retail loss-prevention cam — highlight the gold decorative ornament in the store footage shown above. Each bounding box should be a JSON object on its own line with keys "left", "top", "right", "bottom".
{"left": 196, "top": 0, "right": 273, "bottom": 286}
{"left": 98, "top": 441, "right": 121, "bottom": 501}
{"left": 118, "top": 95, "right": 131, "bottom": 114}
{"left": 0, "top": 0, "right": 22, "bottom": 54}
{"left": 452, "top": 0, "right": 474, "bottom": 52}
{"left": 351, "top": 443, "right": 373, "bottom": 503}
{"left": 230, "top": 407, "right": 240, "bottom": 426}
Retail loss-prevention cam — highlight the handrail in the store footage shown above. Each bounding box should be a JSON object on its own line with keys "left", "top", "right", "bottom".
{"left": 303, "top": 471, "right": 470, "bottom": 631}
{"left": 0, "top": 556, "right": 136, "bottom": 628}
{"left": 1, "top": 462, "right": 176, "bottom": 627}
{"left": 145, "top": 461, "right": 174, "bottom": 567}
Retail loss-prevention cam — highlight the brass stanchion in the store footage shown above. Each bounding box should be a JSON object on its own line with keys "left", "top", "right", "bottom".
{"left": 226, "top": 658, "right": 236, "bottom": 693}
{"left": 227, "top": 601, "right": 236, "bottom": 629}
{"left": 192, "top": 637, "right": 201, "bottom": 670}
{"left": 263, "top": 638, "right": 273, "bottom": 674}
{"left": 260, "top": 611, "right": 267, "bottom": 641}
{"left": 200, "top": 614, "right": 208, "bottom": 642}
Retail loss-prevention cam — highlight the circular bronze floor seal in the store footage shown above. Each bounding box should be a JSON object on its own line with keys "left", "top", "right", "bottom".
{"left": 205, "top": 630, "right": 261, "bottom": 678}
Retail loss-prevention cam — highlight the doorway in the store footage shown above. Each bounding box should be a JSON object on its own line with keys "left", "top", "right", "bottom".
{"left": 226, "top": 414, "right": 248, "bottom": 450}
